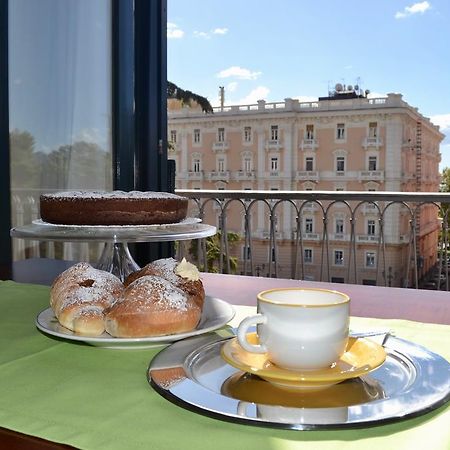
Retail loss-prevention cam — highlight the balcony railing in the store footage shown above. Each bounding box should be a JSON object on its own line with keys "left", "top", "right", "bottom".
{"left": 358, "top": 170, "right": 385, "bottom": 181}
{"left": 212, "top": 141, "right": 229, "bottom": 152}
{"left": 300, "top": 138, "right": 318, "bottom": 151}
{"left": 362, "top": 137, "right": 383, "bottom": 149}
{"left": 175, "top": 189, "right": 450, "bottom": 290}
{"left": 265, "top": 139, "right": 283, "bottom": 151}
{"left": 10, "top": 188, "right": 450, "bottom": 292}
{"left": 208, "top": 170, "right": 230, "bottom": 182}
{"left": 295, "top": 171, "right": 319, "bottom": 181}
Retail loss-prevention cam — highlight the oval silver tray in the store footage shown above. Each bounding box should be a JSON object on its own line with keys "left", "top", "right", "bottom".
{"left": 11, "top": 217, "right": 216, "bottom": 243}
{"left": 148, "top": 332, "right": 450, "bottom": 430}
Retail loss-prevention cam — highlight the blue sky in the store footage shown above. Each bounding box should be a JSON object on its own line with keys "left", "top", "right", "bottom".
{"left": 168, "top": 0, "right": 450, "bottom": 169}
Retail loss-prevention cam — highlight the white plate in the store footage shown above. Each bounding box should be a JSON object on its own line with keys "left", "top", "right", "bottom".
{"left": 36, "top": 296, "right": 235, "bottom": 349}
{"left": 32, "top": 217, "right": 201, "bottom": 228}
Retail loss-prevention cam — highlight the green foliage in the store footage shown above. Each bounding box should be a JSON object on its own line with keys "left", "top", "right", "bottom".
{"left": 189, "top": 231, "right": 240, "bottom": 274}
{"left": 10, "top": 129, "right": 38, "bottom": 188}
{"left": 167, "top": 81, "right": 214, "bottom": 114}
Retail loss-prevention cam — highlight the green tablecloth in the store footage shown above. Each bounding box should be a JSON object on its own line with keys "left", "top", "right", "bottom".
{"left": 0, "top": 280, "right": 449, "bottom": 450}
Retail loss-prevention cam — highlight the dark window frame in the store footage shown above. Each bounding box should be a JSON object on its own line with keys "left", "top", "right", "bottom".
{"left": 1, "top": 0, "right": 170, "bottom": 278}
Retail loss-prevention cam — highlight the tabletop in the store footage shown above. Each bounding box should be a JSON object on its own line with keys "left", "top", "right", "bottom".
{"left": 0, "top": 272, "right": 449, "bottom": 450}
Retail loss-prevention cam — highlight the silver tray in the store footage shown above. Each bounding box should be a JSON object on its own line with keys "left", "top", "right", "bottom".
{"left": 10, "top": 217, "right": 216, "bottom": 243}
{"left": 148, "top": 332, "right": 450, "bottom": 430}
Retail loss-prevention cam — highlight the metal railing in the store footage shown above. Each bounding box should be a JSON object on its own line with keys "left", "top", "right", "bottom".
{"left": 10, "top": 188, "right": 450, "bottom": 290}
{"left": 176, "top": 189, "right": 450, "bottom": 290}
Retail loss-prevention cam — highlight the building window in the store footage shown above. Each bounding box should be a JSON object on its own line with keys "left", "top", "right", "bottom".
{"left": 271, "top": 157, "right": 279, "bottom": 171}
{"left": 193, "top": 158, "right": 201, "bottom": 172}
{"left": 218, "top": 127, "right": 225, "bottom": 142}
{"left": 335, "top": 218, "right": 344, "bottom": 234}
{"left": 304, "top": 248, "right": 313, "bottom": 263}
{"left": 244, "top": 126, "right": 252, "bottom": 142}
{"left": 336, "top": 123, "right": 345, "bottom": 140}
{"left": 334, "top": 250, "right": 344, "bottom": 265}
{"left": 193, "top": 129, "right": 201, "bottom": 143}
{"left": 368, "top": 156, "right": 377, "bottom": 171}
{"left": 305, "top": 157, "right": 314, "bottom": 171}
{"left": 336, "top": 156, "right": 345, "bottom": 172}
{"left": 369, "top": 122, "right": 378, "bottom": 138}
{"left": 271, "top": 125, "right": 279, "bottom": 141}
{"left": 365, "top": 251, "right": 376, "bottom": 268}
{"left": 304, "top": 217, "right": 313, "bottom": 233}
{"left": 367, "top": 219, "right": 376, "bottom": 235}
{"left": 306, "top": 124, "right": 314, "bottom": 139}
{"left": 217, "top": 158, "right": 225, "bottom": 172}
{"left": 243, "top": 157, "right": 252, "bottom": 172}
{"left": 170, "top": 130, "right": 177, "bottom": 143}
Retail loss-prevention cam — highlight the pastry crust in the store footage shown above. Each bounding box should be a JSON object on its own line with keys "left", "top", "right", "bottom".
{"left": 50, "top": 263, "right": 124, "bottom": 336}
{"left": 105, "top": 275, "right": 202, "bottom": 337}
{"left": 124, "top": 258, "right": 205, "bottom": 309}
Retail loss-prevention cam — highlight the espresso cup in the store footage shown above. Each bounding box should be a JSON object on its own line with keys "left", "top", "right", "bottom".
{"left": 237, "top": 288, "right": 350, "bottom": 371}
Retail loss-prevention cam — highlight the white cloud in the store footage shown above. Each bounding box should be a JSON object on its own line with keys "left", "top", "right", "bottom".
{"left": 395, "top": 1, "right": 431, "bottom": 19}
{"left": 217, "top": 66, "right": 262, "bottom": 80}
{"left": 226, "top": 82, "right": 238, "bottom": 93}
{"left": 236, "top": 86, "right": 270, "bottom": 104}
{"left": 167, "top": 23, "right": 184, "bottom": 39}
{"left": 74, "top": 127, "right": 107, "bottom": 147}
{"left": 293, "top": 95, "right": 318, "bottom": 103}
{"left": 430, "top": 113, "right": 450, "bottom": 132}
{"left": 194, "top": 30, "right": 210, "bottom": 39}
{"left": 367, "top": 91, "right": 387, "bottom": 98}
{"left": 213, "top": 27, "right": 228, "bottom": 35}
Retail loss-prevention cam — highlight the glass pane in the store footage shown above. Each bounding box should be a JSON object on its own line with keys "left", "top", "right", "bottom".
{"left": 9, "top": 0, "right": 112, "bottom": 262}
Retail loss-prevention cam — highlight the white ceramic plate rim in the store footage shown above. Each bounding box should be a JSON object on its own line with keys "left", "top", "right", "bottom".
{"left": 36, "top": 296, "right": 235, "bottom": 348}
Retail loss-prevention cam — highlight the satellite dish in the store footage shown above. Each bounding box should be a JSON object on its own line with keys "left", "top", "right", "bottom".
{"left": 354, "top": 84, "right": 359, "bottom": 91}
{"left": 347, "top": 85, "right": 353, "bottom": 91}
{"left": 365, "top": 89, "right": 370, "bottom": 96}
{"left": 335, "top": 83, "right": 343, "bottom": 92}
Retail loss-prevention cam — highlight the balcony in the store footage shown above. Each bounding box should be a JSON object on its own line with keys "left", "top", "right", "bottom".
{"left": 356, "top": 234, "right": 380, "bottom": 243}
{"left": 187, "top": 170, "right": 204, "bottom": 180}
{"left": 174, "top": 189, "right": 450, "bottom": 287}
{"left": 362, "top": 137, "right": 383, "bottom": 149}
{"left": 358, "top": 170, "right": 385, "bottom": 181}
{"left": 208, "top": 170, "right": 231, "bottom": 182}
{"left": 265, "top": 139, "right": 283, "bottom": 151}
{"left": 212, "top": 141, "right": 229, "bottom": 152}
{"left": 295, "top": 171, "right": 319, "bottom": 181}
{"left": 234, "top": 170, "right": 256, "bottom": 181}
{"left": 300, "top": 138, "right": 318, "bottom": 151}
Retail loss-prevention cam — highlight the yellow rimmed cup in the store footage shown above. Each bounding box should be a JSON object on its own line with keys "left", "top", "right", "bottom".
{"left": 237, "top": 288, "right": 350, "bottom": 371}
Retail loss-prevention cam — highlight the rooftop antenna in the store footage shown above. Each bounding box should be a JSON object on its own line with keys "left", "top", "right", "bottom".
{"left": 219, "top": 86, "right": 225, "bottom": 111}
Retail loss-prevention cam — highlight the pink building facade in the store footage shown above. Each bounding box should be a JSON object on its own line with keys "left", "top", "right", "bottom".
{"left": 168, "top": 91, "right": 444, "bottom": 286}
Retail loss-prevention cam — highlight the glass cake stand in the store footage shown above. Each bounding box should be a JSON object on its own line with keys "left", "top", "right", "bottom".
{"left": 10, "top": 218, "right": 216, "bottom": 281}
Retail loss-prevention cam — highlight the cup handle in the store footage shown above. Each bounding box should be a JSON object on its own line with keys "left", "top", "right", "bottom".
{"left": 237, "top": 314, "right": 267, "bottom": 354}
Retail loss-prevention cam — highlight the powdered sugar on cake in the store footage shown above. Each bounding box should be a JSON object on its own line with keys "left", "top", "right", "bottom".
{"left": 42, "top": 190, "right": 183, "bottom": 200}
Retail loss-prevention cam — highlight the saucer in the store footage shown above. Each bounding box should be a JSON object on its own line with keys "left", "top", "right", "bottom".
{"left": 221, "top": 372, "right": 385, "bottom": 407}
{"left": 220, "top": 333, "right": 386, "bottom": 389}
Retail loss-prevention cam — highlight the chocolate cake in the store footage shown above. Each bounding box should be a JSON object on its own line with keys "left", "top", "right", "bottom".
{"left": 40, "top": 191, "right": 188, "bottom": 225}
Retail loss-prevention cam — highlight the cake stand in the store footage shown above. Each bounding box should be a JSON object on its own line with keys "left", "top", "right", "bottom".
{"left": 10, "top": 218, "right": 216, "bottom": 281}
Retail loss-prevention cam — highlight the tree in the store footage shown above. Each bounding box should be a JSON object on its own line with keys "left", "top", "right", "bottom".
{"left": 10, "top": 129, "right": 38, "bottom": 188}
{"left": 189, "top": 231, "right": 240, "bottom": 274}
{"left": 167, "top": 81, "right": 213, "bottom": 114}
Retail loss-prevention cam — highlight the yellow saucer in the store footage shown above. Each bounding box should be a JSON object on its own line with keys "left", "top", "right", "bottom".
{"left": 220, "top": 333, "right": 386, "bottom": 389}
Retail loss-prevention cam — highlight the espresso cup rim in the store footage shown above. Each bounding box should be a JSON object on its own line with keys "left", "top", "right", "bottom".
{"left": 257, "top": 287, "right": 350, "bottom": 307}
